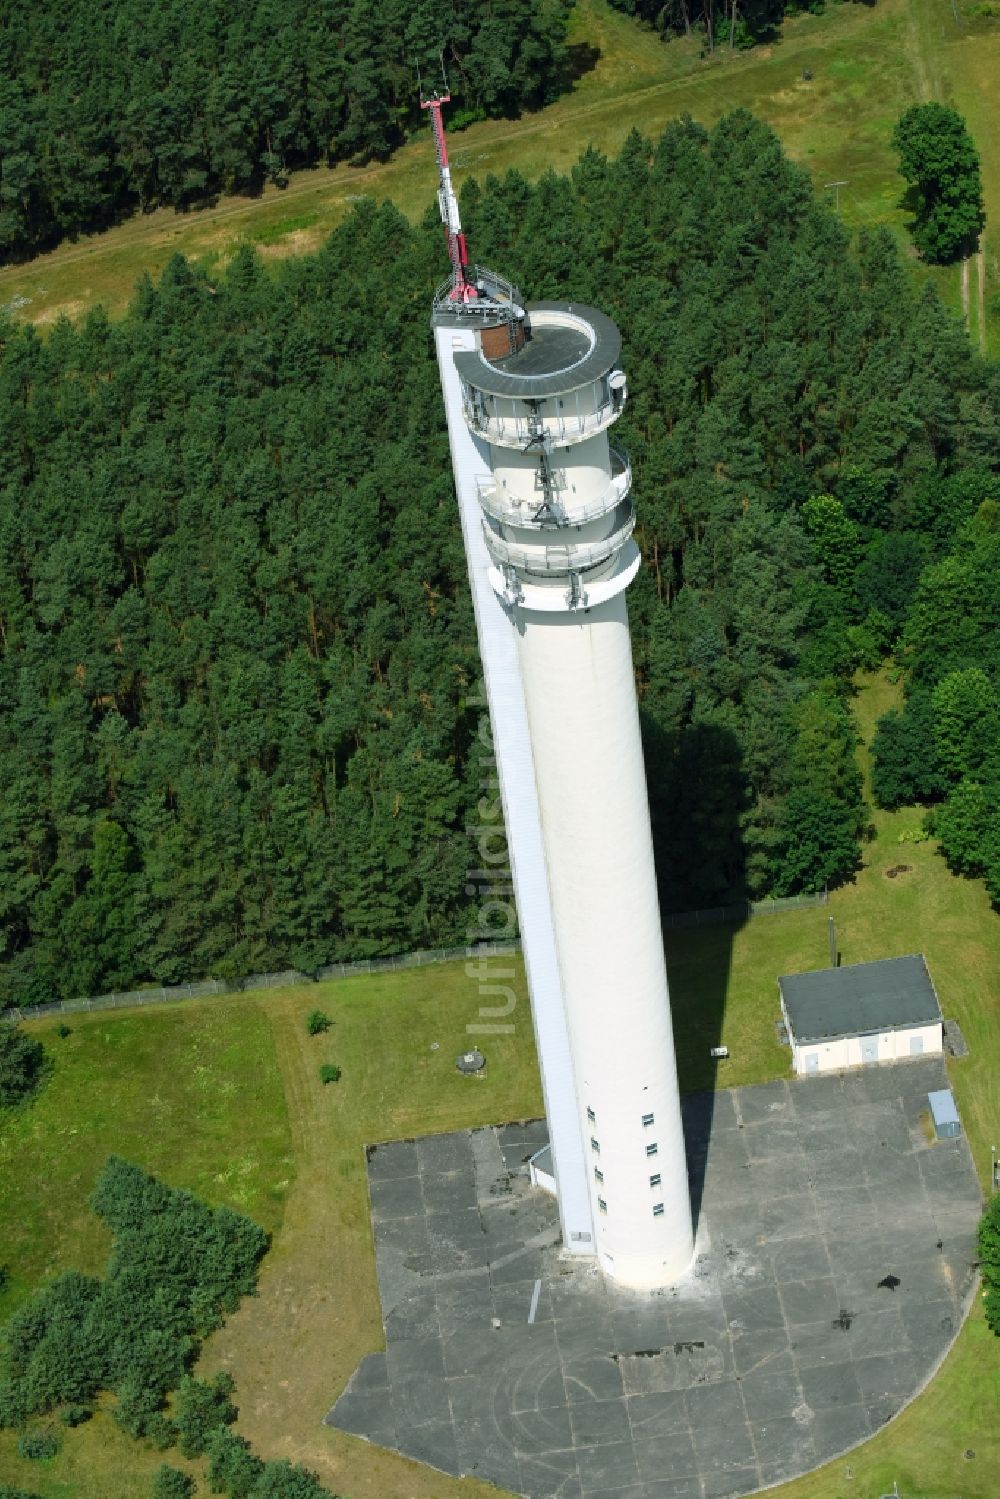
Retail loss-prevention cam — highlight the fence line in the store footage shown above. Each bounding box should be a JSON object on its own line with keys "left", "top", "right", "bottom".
{"left": 662, "top": 889, "right": 828, "bottom": 930}
{"left": 3, "top": 889, "right": 828, "bottom": 1024}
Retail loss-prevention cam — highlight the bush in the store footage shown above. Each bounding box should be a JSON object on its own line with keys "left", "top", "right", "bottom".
{"left": 59, "top": 1403, "right": 92, "bottom": 1426}
{"left": 175, "top": 1371, "right": 237, "bottom": 1458}
{"left": 306, "top": 1010, "right": 332, "bottom": 1036}
{"left": 0, "top": 1486, "right": 43, "bottom": 1499}
{"left": 319, "top": 1064, "right": 342, "bottom": 1085}
{"left": 55, "top": 1023, "right": 72, "bottom": 1039}
{"left": 0, "top": 1158, "right": 268, "bottom": 1431}
{"left": 16, "top": 1428, "right": 60, "bottom": 1460}
{"left": 152, "top": 1466, "right": 196, "bottom": 1499}
{"left": 979, "top": 1192, "right": 1000, "bottom": 1334}
{"left": 0, "top": 1025, "right": 46, "bottom": 1106}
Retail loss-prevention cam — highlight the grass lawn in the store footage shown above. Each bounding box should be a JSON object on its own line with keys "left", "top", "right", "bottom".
{"left": 0, "top": 0, "right": 996, "bottom": 351}
{"left": 2, "top": 672, "right": 998, "bottom": 1499}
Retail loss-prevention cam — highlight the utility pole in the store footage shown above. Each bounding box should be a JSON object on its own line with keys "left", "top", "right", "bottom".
{"left": 826, "top": 180, "right": 848, "bottom": 216}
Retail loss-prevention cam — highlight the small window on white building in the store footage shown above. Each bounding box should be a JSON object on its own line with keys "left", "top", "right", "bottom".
{"left": 590, "top": 1137, "right": 600, "bottom": 1154}
{"left": 586, "top": 1106, "right": 596, "bottom": 1123}
{"left": 649, "top": 1173, "right": 661, "bottom": 1188}
{"left": 597, "top": 1197, "right": 608, "bottom": 1214}
{"left": 642, "top": 1113, "right": 654, "bottom": 1127}
{"left": 594, "top": 1167, "right": 604, "bottom": 1184}
{"left": 645, "top": 1142, "right": 658, "bottom": 1158}
{"left": 652, "top": 1203, "right": 664, "bottom": 1218}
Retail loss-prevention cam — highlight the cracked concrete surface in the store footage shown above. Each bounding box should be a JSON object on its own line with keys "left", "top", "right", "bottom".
{"left": 326, "top": 1058, "right": 981, "bottom": 1498}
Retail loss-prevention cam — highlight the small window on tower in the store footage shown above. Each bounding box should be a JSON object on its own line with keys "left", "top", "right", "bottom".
{"left": 597, "top": 1197, "right": 608, "bottom": 1214}
{"left": 590, "top": 1137, "right": 600, "bottom": 1154}
{"left": 594, "top": 1167, "right": 604, "bottom": 1184}
{"left": 586, "top": 1106, "right": 596, "bottom": 1123}
{"left": 649, "top": 1173, "right": 661, "bottom": 1188}
{"left": 652, "top": 1203, "right": 664, "bottom": 1218}
{"left": 645, "top": 1142, "right": 658, "bottom": 1158}
{"left": 642, "top": 1113, "right": 655, "bottom": 1127}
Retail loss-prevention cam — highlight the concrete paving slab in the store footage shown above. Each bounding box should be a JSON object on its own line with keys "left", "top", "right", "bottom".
{"left": 370, "top": 1175, "right": 423, "bottom": 1219}
{"left": 798, "top": 1358, "right": 864, "bottom": 1412}
{"left": 633, "top": 1429, "right": 700, "bottom": 1480}
{"left": 518, "top": 1450, "right": 583, "bottom": 1499}
{"left": 626, "top": 1390, "right": 689, "bottom": 1439}
{"left": 366, "top": 1138, "right": 418, "bottom": 1181}
{"left": 738, "top": 1357, "right": 802, "bottom": 1422}
{"left": 395, "top": 1420, "right": 462, "bottom": 1475}
{"left": 328, "top": 1068, "right": 979, "bottom": 1499}
{"left": 421, "top": 1172, "right": 480, "bottom": 1215}
{"left": 577, "top": 1438, "right": 640, "bottom": 1492}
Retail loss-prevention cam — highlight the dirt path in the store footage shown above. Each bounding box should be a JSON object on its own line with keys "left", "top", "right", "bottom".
{"left": 961, "top": 255, "right": 971, "bottom": 329}
{"left": 978, "top": 246, "right": 988, "bottom": 354}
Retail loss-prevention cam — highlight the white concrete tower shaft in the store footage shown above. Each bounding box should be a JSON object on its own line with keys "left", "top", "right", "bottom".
{"left": 425, "top": 109, "right": 692, "bottom": 1289}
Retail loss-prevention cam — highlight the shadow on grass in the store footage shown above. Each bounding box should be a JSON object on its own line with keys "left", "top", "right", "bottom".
{"left": 644, "top": 716, "right": 749, "bottom": 1230}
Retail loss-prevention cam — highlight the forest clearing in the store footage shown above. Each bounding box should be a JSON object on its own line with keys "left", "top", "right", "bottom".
{"left": 0, "top": 0, "right": 997, "bottom": 349}
{"left": 2, "top": 677, "right": 998, "bottom": 1499}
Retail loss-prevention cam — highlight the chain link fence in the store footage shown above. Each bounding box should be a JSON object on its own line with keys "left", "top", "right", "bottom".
{"left": 3, "top": 890, "right": 828, "bottom": 1024}
{"left": 663, "top": 889, "right": 828, "bottom": 930}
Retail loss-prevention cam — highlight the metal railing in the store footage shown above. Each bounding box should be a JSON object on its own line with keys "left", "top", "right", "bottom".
{"left": 477, "top": 448, "right": 631, "bottom": 531}
{"left": 482, "top": 499, "right": 635, "bottom": 576}
{"left": 432, "top": 264, "right": 523, "bottom": 319}
{"left": 465, "top": 398, "right": 621, "bottom": 450}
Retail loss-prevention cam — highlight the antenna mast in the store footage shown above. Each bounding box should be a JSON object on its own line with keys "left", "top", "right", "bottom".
{"left": 420, "top": 65, "right": 476, "bottom": 303}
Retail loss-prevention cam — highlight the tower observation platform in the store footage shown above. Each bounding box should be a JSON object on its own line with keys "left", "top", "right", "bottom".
{"left": 429, "top": 117, "right": 693, "bottom": 1289}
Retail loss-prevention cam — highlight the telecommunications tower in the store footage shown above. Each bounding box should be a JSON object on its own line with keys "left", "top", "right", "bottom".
{"left": 425, "top": 88, "right": 693, "bottom": 1288}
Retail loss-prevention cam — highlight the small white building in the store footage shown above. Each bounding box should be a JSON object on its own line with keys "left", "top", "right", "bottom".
{"left": 780, "top": 953, "right": 943, "bottom": 1077}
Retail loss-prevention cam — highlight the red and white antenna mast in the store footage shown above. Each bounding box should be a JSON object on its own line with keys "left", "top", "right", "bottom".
{"left": 420, "top": 68, "right": 476, "bottom": 303}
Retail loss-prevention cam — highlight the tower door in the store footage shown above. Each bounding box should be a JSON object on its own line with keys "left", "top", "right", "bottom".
{"left": 861, "top": 1037, "right": 878, "bottom": 1065}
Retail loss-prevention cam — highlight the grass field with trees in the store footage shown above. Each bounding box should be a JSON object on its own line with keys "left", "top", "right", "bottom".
{"left": 1, "top": 678, "right": 999, "bottom": 1499}
{"left": 0, "top": 0, "right": 997, "bottom": 352}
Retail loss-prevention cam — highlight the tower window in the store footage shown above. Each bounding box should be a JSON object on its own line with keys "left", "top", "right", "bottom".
{"left": 649, "top": 1173, "right": 661, "bottom": 1188}
{"left": 597, "top": 1197, "right": 608, "bottom": 1214}
{"left": 642, "top": 1113, "right": 655, "bottom": 1127}
{"left": 586, "top": 1106, "right": 595, "bottom": 1123}
{"left": 652, "top": 1203, "right": 664, "bottom": 1218}
{"left": 594, "top": 1167, "right": 604, "bottom": 1184}
{"left": 645, "top": 1142, "right": 658, "bottom": 1158}
{"left": 590, "top": 1137, "right": 600, "bottom": 1154}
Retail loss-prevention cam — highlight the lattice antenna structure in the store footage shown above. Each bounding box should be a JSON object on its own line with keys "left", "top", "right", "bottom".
{"left": 420, "top": 65, "right": 476, "bottom": 304}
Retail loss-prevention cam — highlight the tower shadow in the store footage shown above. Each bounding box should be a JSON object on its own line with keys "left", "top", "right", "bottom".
{"left": 642, "top": 715, "right": 749, "bottom": 1232}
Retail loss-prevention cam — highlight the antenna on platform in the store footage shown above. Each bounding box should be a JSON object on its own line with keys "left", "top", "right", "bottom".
{"left": 420, "top": 56, "right": 476, "bottom": 303}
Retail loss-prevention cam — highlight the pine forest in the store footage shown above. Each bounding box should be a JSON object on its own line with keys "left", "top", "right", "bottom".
{"left": 0, "top": 113, "right": 998, "bottom": 1006}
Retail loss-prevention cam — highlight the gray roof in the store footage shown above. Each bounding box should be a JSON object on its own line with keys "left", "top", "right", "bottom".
{"left": 454, "top": 301, "right": 621, "bottom": 398}
{"left": 779, "top": 954, "right": 941, "bottom": 1043}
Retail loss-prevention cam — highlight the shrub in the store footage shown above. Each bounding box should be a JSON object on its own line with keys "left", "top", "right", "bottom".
{"left": 152, "top": 1466, "right": 196, "bottom": 1499}
{"left": 16, "top": 1428, "right": 60, "bottom": 1460}
{"left": 59, "top": 1403, "right": 92, "bottom": 1426}
{"left": 175, "top": 1371, "right": 237, "bottom": 1458}
{"left": 55, "top": 1023, "right": 72, "bottom": 1039}
{"left": 0, "top": 1025, "right": 46, "bottom": 1106}
{"left": 979, "top": 1192, "right": 1000, "bottom": 1334}
{"left": 319, "top": 1064, "right": 341, "bottom": 1085}
{"left": 306, "top": 1010, "right": 331, "bottom": 1036}
{"left": 206, "top": 1428, "right": 265, "bottom": 1496}
{"left": 0, "top": 1158, "right": 267, "bottom": 1431}
{"left": 0, "top": 1486, "right": 43, "bottom": 1499}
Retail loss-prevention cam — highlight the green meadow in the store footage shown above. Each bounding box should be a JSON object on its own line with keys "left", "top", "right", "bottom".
{"left": 2, "top": 674, "right": 998, "bottom": 1498}
{"left": 0, "top": 0, "right": 997, "bottom": 353}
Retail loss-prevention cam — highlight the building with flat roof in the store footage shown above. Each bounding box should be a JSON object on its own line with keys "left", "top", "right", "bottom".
{"left": 779, "top": 953, "right": 943, "bottom": 1076}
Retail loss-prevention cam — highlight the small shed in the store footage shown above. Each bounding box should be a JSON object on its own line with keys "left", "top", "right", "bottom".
{"left": 928, "top": 1088, "right": 961, "bottom": 1139}
{"left": 779, "top": 953, "right": 943, "bottom": 1077}
{"left": 528, "top": 1143, "right": 557, "bottom": 1195}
